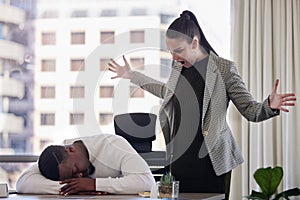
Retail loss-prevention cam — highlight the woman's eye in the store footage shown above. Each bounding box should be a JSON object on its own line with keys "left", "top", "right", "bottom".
{"left": 169, "top": 48, "right": 183, "bottom": 55}
{"left": 174, "top": 49, "right": 183, "bottom": 53}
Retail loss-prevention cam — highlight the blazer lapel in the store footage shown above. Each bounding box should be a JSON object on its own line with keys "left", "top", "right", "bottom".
{"left": 202, "top": 54, "right": 218, "bottom": 126}
{"left": 162, "top": 61, "right": 182, "bottom": 107}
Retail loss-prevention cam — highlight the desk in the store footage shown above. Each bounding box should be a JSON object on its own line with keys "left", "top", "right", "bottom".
{"left": 5, "top": 193, "right": 225, "bottom": 200}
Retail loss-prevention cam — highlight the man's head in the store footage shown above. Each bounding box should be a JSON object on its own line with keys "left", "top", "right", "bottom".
{"left": 38, "top": 145, "right": 67, "bottom": 181}
{"left": 38, "top": 142, "right": 93, "bottom": 181}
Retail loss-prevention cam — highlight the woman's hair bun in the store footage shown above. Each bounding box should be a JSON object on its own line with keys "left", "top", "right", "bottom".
{"left": 180, "top": 11, "right": 191, "bottom": 20}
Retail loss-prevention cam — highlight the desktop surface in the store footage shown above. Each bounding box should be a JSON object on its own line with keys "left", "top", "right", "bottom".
{"left": 5, "top": 193, "right": 225, "bottom": 200}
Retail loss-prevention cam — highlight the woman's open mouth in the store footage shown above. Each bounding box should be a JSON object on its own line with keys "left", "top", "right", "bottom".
{"left": 178, "top": 60, "right": 185, "bottom": 65}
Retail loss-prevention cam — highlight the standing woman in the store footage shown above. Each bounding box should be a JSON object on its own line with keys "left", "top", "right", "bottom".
{"left": 108, "top": 10, "right": 296, "bottom": 199}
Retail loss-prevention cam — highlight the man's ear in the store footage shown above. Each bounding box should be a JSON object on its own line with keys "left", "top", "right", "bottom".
{"left": 64, "top": 145, "right": 75, "bottom": 153}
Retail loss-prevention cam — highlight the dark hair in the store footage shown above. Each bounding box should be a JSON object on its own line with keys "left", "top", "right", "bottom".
{"left": 38, "top": 145, "right": 67, "bottom": 181}
{"left": 166, "top": 10, "right": 218, "bottom": 56}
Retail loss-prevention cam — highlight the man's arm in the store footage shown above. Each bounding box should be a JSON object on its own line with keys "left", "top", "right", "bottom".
{"left": 59, "top": 135, "right": 156, "bottom": 195}
{"left": 59, "top": 172, "right": 154, "bottom": 195}
{"left": 96, "top": 172, "right": 155, "bottom": 194}
{"left": 16, "top": 163, "right": 60, "bottom": 194}
{"left": 92, "top": 136, "right": 156, "bottom": 194}
{"left": 58, "top": 135, "right": 156, "bottom": 195}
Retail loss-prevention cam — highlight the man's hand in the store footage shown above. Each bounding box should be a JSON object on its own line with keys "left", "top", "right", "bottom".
{"left": 59, "top": 177, "right": 96, "bottom": 195}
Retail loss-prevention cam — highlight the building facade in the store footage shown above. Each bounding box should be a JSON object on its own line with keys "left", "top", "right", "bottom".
{"left": 34, "top": 0, "right": 182, "bottom": 151}
{"left": 0, "top": 0, "right": 35, "bottom": 154}
{"left": 0, "top": 0, "right": 36, "bottom": 187}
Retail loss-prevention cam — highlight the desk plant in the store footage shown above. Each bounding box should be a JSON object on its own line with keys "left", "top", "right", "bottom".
{"left": 158, "top": 172, "right": 176, "bottom": 198}
{"left": 245, "top": 166, "right": 300, "bottom": 199}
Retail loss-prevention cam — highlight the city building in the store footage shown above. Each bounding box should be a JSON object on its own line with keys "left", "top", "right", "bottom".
{"left": 0, "top": 0, "right": 232, "bottom": 190}
{"left": 0, "top": 0, "right": 36, "bottom": 187}
{"left": 0, "top": 0, "right": 36, "bottom": 154}
{"left": 34, "top": 0, "right": 183, "bottom": 151}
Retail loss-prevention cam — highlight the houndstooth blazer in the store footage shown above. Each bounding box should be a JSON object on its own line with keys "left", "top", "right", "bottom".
{"left": 131, "top": 52, "right": 279, "bottom": 176}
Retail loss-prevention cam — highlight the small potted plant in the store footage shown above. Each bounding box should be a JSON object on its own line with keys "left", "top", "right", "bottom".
{"left": 158, "top": 172, "right": 178, "bottom": 198}
{"left": 245, "top": 166, "right": 300, "bottom": 199}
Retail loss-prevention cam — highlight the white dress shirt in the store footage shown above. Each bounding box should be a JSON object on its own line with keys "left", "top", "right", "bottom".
{"left": 16, "top": 134, "right": 155, "bottom": 194}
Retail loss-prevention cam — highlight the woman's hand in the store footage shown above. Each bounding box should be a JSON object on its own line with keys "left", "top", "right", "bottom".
{"left": 269, "top": 79, "right": 297, "bottom": 112}
{"left": 108, "top": 55, "right": 133, "bottom": 79}
{"left": 59, "top": 177, "right": 96, "bottom": 195}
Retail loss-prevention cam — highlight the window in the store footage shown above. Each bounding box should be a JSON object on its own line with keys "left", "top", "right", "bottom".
{"left": 71, "top": 32, "right": 85, "bottom": 44}
{"left": 100, "top": 9, "right": 117, "bottom": 17}
{"left": 100, "top": 31, "right": 114, "bottom": 44}
{"left": 100, "top": 58, "right": 110, "bottom": 71}
{"left": 0, "top": 61, "right": 3, "bottom": 73}
{"left": 70, "top": 113, "right": 84, "bottom": 125}
{"left": 70, "top": 59, "right": 85, "bottom": 71}
{"left": 0, "top": 24, "right": 3, "bottom": 39}
{"left": 41, "top": 59, "right": 56, "bottom": 72}
{"left": 70, "top": 86, "right": 85, "bottom": 98}
{"left": 99, "top": 86, "right": 114, "bottom": 98}
{"left": 41, "top": 32, "right": 56, "bottom": 45}
{"left": 41, "top": 10, "right": 59, "bottom": 18}
{"left": 71, "top": 10, "right": 88, "bottom": 18}
{"left": 99, "top": 113, "right": 113, "bottom": 125}
{"left": 160, "top": 58, "right": 172, "bottom": 78}
{"left": 0, "top": 24, "right": 8, "bottom": 39}
{"left": 160, "top": 30, "right": 167, "bottom": 51}
{"left": 1, "top": 0, "right": 231, "bottom": 192}
{"left": 130, "top": 86, "right": 144, "bottom": 98}
{"left": 40, "top": 113, "right": 55, "bottom": 125}
{"left": 41, "top": 86, "right": 55, "bottom": 98}
{"left": 130, "top": 8, "right": 147, "bottom": 16}
{"left": 130, "top": 30, "right": 144, "bottom": 43}
{"left": 130, "top": 57, "right": 144, "bottom": 70}
{"left": 160, "top": 13, "right": 175, "bottom": 24}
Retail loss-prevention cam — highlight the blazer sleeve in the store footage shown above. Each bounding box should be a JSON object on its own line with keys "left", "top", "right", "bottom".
{"left": 130, "top": 71, "right": 167, "bottom": 99}
{"left": 221, "top": 60, "right": 279, "bottom": 122}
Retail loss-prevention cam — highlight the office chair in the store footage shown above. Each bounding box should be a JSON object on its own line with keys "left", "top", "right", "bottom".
{"left": 114, "top": 112, "right": 168, "bottom": 181}
{"left": 114, "top": 112, "right": 157, "bottom": 153}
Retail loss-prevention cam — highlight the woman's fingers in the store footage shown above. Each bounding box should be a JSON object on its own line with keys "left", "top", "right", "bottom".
{"left": 107, "top": 56, "right": 132, "bottom": 79}
{"left": 122, "top": 55, "right": 129, "bottom": 66}
{"left": 108, "top": 68, "right": 116, "bottom": 73}
{"left": 280, "top": 107, "right": 290, "bottom": 112}
{"left": 110, "top": 58, "right": 119, "bottom": 66}
{"left": 281, "top": 93, "right": 296, "bottom": 99}
{"left": 272, "top": 79, "right": 279, "bottom": 94}
{"left": 283, "top": 102, "right": 295, "bottom": 106}
{"left": 283, "top": 96, "right": 297, "bottom": 102}
{"left": 111, "top": 75, "right": 119, "bottom": 79}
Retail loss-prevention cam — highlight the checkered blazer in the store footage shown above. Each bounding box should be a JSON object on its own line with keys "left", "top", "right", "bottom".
{"left": 131, "top": 52, "right": 279, "bottom": 176}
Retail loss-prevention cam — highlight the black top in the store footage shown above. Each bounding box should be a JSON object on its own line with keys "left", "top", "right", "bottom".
{"left": 171, "top": 56, "right": 225, "bottom": 193}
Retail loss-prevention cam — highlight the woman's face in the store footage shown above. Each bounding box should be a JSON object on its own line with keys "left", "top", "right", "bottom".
{"left": 166, "top": 36, "right": 198, "bottom": 68}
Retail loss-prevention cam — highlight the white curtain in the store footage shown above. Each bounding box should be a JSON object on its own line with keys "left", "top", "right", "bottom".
{"left": 229, "top": 0, "right": 300, "bottom": 199}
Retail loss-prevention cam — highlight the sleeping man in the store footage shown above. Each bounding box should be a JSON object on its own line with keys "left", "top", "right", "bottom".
{"left": 16, "top": 134, "right": 155, "bottom": 195}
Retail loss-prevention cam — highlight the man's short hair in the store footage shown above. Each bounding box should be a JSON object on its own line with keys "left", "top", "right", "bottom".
{"left": 38, "top": 145, "right": 67, "bottom": 181}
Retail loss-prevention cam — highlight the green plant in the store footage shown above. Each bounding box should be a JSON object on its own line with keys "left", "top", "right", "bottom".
{"left": 245, "top": 166, "right": 300, "bottom": 200}
{"left": 160, "top": 172, "right": 175, "bottom": 186}
{"left": 158, "top": 172, "right": 176, "bottom": 198}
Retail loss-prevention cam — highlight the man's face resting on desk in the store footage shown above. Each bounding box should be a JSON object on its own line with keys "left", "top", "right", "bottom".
{"left": 58, "top": 145, "right": 92, "bottom": 180}
{"left": 38, "top": 142, "right": 100, "bottom": 195}
{"left": 38, "top": 141, "right": 93, "bottom": 181}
